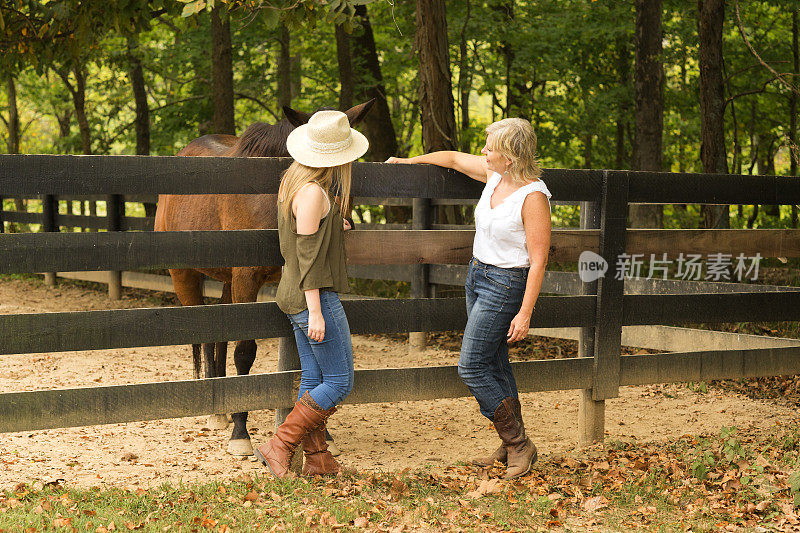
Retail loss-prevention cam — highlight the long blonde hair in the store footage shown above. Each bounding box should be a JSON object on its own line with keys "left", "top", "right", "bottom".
{"left": 277, "top": 161, "right": 352, "bottom": 220}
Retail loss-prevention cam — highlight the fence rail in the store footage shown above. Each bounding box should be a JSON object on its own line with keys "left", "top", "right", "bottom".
{"left": 2, "top": 154, "right": 799, "bottom": 445}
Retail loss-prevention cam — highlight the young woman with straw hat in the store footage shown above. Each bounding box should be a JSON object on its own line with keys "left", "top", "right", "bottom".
{"left": 254, "top": 110, "right": 368, "bottom": 478}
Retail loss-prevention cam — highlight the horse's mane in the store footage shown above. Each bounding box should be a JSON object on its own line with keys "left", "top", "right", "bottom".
{"left": 229, "top": 120, "right": 295, "bottom": 157}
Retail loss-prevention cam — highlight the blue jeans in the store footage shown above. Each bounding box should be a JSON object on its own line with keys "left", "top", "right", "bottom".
{"left": 459, "top": 258, "right": 529, "bottom": 419}
{"left": 287, "top": 291, "right": 354, "bottom": 410}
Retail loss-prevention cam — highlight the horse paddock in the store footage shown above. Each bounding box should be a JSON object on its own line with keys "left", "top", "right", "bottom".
{"left": 1, "top": 274, "right": 797, "bottom": 490}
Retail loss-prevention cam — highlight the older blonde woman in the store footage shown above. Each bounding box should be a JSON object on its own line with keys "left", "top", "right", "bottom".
{"left": 387, "top": 118, "right": 551, "bottom": 479}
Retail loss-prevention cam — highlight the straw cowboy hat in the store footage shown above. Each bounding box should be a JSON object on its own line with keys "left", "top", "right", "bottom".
{"left": 286, "top": 110, "right": 369, "bottom": 167}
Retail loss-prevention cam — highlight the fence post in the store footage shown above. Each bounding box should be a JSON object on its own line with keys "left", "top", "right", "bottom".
{"left": 275, "top": 336, "right": 303, "bottom": 474}
{"left": 41, "top": 194, "right": 58, "bottom": 286}
{"left": 578, "top": 200, "right": 602, "bottom": 446}
{"left": 579, "top": 171, "right": 628, "bottom": 446}
{"left": 0, "top": 195, "right": 4, "bottom": 233}
{"left": 106, "top": 194, "right": 124, "bottom": 300}
{"left": 409, "top": 197, "right": 432, "bottom": 350}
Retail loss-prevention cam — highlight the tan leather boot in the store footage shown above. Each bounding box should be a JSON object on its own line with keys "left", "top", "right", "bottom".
{"left": 472, "top": 397, "right": 522, "bottom": 467}
{"left": 492, "top": 397, "right": 537, "bottom": 479}
{"left": 302, "top": 422, "right": 341, "bottom": 476}
{"left": 253, "top": 392, "right": 328, "bottom": 478}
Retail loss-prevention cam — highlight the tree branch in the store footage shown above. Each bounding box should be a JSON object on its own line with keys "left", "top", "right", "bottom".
{"left": 734, "top": 0, "right": 800, "bottom": 96}
{"left": 233, "top": 92, "right": 280, "bottom": 121}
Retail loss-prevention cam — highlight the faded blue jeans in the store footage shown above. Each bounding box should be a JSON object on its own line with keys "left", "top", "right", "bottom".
{"left": 287, "top": 290, "right": 354, "bottom": 410}
{"left": 459, "top": 257, "right": 529, "bottom": 419}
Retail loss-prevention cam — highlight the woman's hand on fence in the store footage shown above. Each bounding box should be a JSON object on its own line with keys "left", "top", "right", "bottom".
{"left": 385, "top": 157, "right": 408, "bottom": 164}
{"left": 343, "top": 219, "right": 352, "bottom": 231}
{"left": 507, "top": 312, "right": 531, "bottom": 342}
{"left": 308, "top": 310, "right": 326, "bottom": 342}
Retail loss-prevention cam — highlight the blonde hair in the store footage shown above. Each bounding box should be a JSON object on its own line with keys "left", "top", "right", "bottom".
{"left": 485, "top": 118, "right": 543, "bottom": 183}
{"left": 278, "top": 161, "right": 352, "bottom": 220}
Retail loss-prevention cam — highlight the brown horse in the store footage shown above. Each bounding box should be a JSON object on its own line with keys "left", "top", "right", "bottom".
{"left": 155, "top": 100, "right": 374, "bottom": 456}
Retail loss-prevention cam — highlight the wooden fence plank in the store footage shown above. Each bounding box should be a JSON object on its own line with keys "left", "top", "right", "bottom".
{"left": 1, "top": 211, "right": 153, "bottom": 231}
{"left": 0, "top": 229, "right": 598, "bottom": 273}
{"left": 623, "top": 292, "right": 800, "bottom": 324}
{"left": 620, "top": 346, "right": 800, "bottom": 385}
{"left": 7, "top": 344, "right": 800, "bottom": 434}
{"left": 0, "top": 296, "right": 596, "bottom": 355}
{"left": 0, "top": 357, "right": 594, "bottom": 433}
{"left": 5, "top": 155, "right": 800, "bottom": 203}
{"left": 0, "top": 229, "right": 284, "bottom": 273}
{"left": 626, "top": 228, "right": 800, "bottom": 258}
{"left": 0, "top": 156, "right": 598, "bottom": 200}
{"left": 627, "top": 171, "right": 800, "bottom": 204}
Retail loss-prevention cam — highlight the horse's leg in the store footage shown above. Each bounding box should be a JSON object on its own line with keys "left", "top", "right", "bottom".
{"left": 215, "top": 283, "right": 232, "bottom": 424}
{"left": 227, "top": 268, "right": 265, "bottom": 456}
{"left": 204, "top": 283, "right": 232, "bottom": 431}
{"left": 170, "top": 269, "right": 204, "bottom": 380}
{"left": 192, "top": 345, "right": 202, "bottom": 380}
{"left": 214, "top": 282, "right": 232, "bottom": 379}
{"left": 171, "top": 268, "right": 228, "bottom": 430}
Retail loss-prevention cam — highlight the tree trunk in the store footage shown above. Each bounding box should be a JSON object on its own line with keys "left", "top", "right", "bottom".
{"left": 458, "top": 0, "right": 472, "bottom": 152}
{"left": 674, "top": 53, "right": 688, "bottom": 217}
{"left": 791, "top": 9, "right": 798, "bottom": 227}
{"left": 415, "top": 0, "right": 458, "bottom": 152}
{"left": 763, "top": 140, "right": 779, "bottom": 216}
{"left": 290, "top": 51, "right": 302, "bottom": 102}
{"left": 277, "top": 24, "right": 291, "bottom": 110}
{"left": 583, "top": 133, "right": 592, "bottom": 169}
{"left": 6, "top": 75, "right": 20, "bottom": 154}
{"left": 335, "top": 24, "right": 353, "bottom": 110}
{"left": 615, "top": 37, "right": 629, "bottom": 170}
{"left": 698, "top": 0, "right": 729, "bottom": 228}
{"left": 211, "top": 6, "right": 235, "bottom": 135}
{"left": 58, "top": 66, "right": 92, "bottom": 155}
{"left": 5, "top": 75, "right": 23, "bottom": 217}
{"left": 127, "top": 38, "right": 154, "bottom": 218}
{"left": 127, "top": 38, "right": 150, "bottom": 156}
{"left": 630, "top": 0, "right": 664, "bottom": 229}
{"left": 352, "top": 5, "right": 398, "bottom": 161}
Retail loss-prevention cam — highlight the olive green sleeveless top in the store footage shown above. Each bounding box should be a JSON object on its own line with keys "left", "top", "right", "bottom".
{"left": 276, "top": 195, "right": 350, "bottom": 315}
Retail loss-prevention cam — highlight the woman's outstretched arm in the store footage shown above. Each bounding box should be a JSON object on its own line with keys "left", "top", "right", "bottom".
{"left": 385, "top": 151, "right": 489, "bottom": 183}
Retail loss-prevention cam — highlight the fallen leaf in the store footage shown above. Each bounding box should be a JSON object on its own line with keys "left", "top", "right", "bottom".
{"left": 583, "top": 495, "right": 609, "bottom": 513}
{"left": 53, "top": 517, "right": 72, "bottom": 528}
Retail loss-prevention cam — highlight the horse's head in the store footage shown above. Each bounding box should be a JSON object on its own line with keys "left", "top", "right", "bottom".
{"left": 283, "top": 99, "right": 375, "bottom": 129}
{"left": 229, "top": 99, "right": 375, "bottom": 158}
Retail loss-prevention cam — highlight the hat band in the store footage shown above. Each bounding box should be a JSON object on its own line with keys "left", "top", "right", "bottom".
{"left": 306, "top": 133, "right": 353, "bottom": 154}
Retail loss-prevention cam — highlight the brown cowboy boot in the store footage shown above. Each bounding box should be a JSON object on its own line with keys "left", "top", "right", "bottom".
{"left": 302, "top": 422, "right": 341, "bottom": 476}
{"left": 492, "top": 397, "right": 537, "bottom": 479}
{"left": 254, "top": 392, "right": 329, "bottom": 478}
{"left": 472, "top": 397, "right": 522, "bottom": 467}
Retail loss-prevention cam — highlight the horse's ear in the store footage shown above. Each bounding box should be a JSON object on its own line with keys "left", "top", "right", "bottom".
{"left": 344, "top": 98, "right": 376, "bottom": 126}
{"left": 283, "top": 106, "right": 312, "bottom": 127}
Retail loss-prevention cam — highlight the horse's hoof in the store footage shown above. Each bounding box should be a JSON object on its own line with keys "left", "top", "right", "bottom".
{"left": 207, "top": 414, "right": 229, "bottom": 430}
{"left": 228, "top": 438, "right": 253, "bottom": 456}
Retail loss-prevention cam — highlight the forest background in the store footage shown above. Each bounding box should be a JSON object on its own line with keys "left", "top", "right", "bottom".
{"left": 0, "top": 0, "right": 799, "bottom": 230}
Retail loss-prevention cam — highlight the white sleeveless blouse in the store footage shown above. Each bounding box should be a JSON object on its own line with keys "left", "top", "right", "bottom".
{"left": 473, "top": 172, "right": 552, "bottom": 268}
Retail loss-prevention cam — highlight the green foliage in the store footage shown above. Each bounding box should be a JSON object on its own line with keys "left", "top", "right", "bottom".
{"left": 1, "top": 0, "right": 798, "bottom": 233}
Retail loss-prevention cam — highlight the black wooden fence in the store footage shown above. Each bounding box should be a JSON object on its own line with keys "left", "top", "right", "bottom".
{"left": 1, "top": 154, "right": 799, "bottom": 441}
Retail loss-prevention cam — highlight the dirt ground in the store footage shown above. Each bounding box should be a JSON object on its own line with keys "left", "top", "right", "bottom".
{"left": 1, "top": 276, "right": 798, "bottom": 490}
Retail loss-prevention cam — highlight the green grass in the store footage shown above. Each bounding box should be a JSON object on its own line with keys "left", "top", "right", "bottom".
{"left": 2, "top": 425, "right": 799, "bottom": 531}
